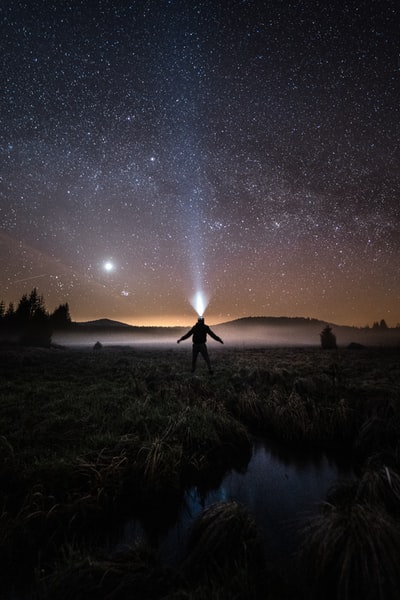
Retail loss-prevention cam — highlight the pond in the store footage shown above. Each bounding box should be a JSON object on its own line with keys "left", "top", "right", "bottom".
{"left": 114, "top": 439, "right": 353, "bottom": 564}
{"left": 5, "top": 440, "right": 353, "bottom": 600}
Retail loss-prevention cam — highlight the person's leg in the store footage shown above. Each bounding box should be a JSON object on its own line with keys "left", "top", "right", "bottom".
{"left": 192, "top": 344, "right": 200, "bottom": 372}
{"left": 199, "top": 343, "right": 212, "bottom": 372}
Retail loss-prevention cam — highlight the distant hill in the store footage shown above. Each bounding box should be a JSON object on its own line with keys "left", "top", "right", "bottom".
{"left": 60, "top": 318, "right": 184, "bottom": 345}
{"left": 214, "top": 316, "right": 400, "bottom": 347}
{"left": 217, "top": 316, "right": 327, "bottom": 328}
{"left": 54, "top": 316, "right": 400, "bottom": 347}
{"left": 214, "top": 316, "right": 329, "bottom": 346}
{"left": 75, "top": 318, "right": 135, "bottom": 329}
{"left": 73, "top": 318, "right": 182, "bottom": 334}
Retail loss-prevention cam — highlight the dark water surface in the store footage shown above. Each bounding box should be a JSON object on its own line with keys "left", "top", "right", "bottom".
{"left": 6, "top": 441, "right": 352, "bottom": 600}
{"left": 115, "top": 440, "right": 353, "bottom": 564}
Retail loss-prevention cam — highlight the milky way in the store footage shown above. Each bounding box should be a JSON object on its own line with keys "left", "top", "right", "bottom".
{"left": 1, "top": 0, "right": 399, "bottom": 326}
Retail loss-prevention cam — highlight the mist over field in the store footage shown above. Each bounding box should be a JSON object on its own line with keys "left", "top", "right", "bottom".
{"left": 52, "top": 317, "right": 400, "bottom": 348}
{"left": 53, "top": 331, "right": 179, "bottom": 348}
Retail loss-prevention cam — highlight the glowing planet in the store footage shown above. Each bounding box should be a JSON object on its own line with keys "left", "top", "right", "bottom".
{"left": 103, "top": 261, "right": 114, "bottom": 272}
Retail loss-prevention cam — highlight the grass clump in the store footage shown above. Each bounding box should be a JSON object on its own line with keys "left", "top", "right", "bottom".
{"left": 137, "top": 434, "right": 182, "bottom": 497}
{"left": 42, "top": 543, "right": 175, "bottom": 600}
{"left": 300, "top": 502, "right": 400, "bottom": 600}
{"left": 180, "top": 501, "right": 266, "bottom": 598}
{"left": 301, "top": 464, "right": 400, "bottom": 600}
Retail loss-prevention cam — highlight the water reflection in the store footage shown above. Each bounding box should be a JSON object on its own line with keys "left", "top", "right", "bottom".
{"left": 116, "top": 440, "right": 353, "bottom": 563}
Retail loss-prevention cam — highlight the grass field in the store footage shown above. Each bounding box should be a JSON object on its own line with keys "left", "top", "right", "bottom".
{"left": 1, "top": 344, "right": 400, "bottom": 598}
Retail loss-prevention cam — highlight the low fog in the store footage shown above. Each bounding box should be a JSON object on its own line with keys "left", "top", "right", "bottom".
{"left": 52, "top": 318, "right": 400, "bottom": 349}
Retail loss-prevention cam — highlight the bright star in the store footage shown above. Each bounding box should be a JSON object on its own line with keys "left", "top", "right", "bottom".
{"left": 103, "top": 261, "right": 114, "bottom": 272}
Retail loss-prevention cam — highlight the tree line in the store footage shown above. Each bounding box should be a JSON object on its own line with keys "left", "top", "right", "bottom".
{"left": 0, "top": 288, "right": 71, "bottom": 347}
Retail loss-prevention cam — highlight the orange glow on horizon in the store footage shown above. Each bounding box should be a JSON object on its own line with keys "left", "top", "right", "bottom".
{"left": 76, "top": 313, "right": 227, "bottom": 328}
{"left": 71, "top": 309, "right": 399, "bottom": 329}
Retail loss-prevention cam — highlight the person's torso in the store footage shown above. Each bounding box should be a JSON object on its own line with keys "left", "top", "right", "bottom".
{"left": 192, "top": 324, "right": 208, "bottom": 343}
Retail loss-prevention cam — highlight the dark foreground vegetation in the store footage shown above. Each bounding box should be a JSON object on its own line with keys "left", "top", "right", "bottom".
{"left": 1, "top": 344, "right": 400, "bottom": 599}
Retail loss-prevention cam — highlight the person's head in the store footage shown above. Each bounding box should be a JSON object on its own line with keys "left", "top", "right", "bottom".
{"left": 197, "top": 316, "right": 204, "bottom": 324}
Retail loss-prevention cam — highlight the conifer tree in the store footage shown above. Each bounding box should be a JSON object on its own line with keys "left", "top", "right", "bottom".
{"left": 50, "top": 303, "right": 72, "bottom": 329}
{"left": 320, "top": 325, "right": 337, "bottom": 349}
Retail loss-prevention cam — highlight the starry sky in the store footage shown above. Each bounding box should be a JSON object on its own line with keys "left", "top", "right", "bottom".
{"left": 1, "top": 0, "right": 399, "bottom": 327}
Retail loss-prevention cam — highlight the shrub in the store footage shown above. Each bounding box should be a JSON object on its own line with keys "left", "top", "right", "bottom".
{"left": 181, "top": 501, "right": 265, "bottom": 586}
{"left": 320, "top": 325, "right": 337, "bottom": 349}
{"left": 300, "top": 502, "right": 400, "bottom": 600}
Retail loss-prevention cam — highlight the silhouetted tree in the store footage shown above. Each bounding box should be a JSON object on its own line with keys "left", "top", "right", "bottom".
{"left": 372, "top": 319, "right": 389, "bottom": 331}
{"left": 4, "top": 302, "right": 15, "bottom": 327}
{"left": 0, "top": 292, "right": 76, "bottom": 345}
{"left": 15, "top": 288, "right": 45, "bottom": 324}
{"left": 22, "top": 305, "right": 52, "bottom": 347}
{"left": 0, "top": 302, "right": 16, "bottom": 337}
{"left": 320, "top": 325, "right": 337, "bottom": 349}
{"left": 13, "top": 288, "right": 52, "bottom": 346}
{"left": 50, "top": 303, "right": 72, "bottom": 329}
{"left": 15, "top": 293, "right": 32, "bottom": 327}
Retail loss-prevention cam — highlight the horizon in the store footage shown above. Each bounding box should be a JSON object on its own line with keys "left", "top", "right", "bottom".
{"left": 72, "top": 313, "right": 397, "bottom": 330}
{"left": 1, "top": 284, "right": 398, "bottom": 328}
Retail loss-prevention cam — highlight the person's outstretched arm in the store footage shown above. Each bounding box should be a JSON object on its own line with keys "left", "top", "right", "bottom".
{"left": 207, "top": 328, "right": 224, "bottom": 344}
{"left": 177, "top": 328, "right": 193, "bottom": 343}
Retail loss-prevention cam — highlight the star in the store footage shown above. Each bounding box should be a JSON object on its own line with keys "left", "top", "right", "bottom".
{"left": 103, "top": 261, "right": 115, "bottom": 273}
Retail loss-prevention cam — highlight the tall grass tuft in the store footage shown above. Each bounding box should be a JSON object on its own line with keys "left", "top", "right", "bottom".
{"left": 354, "top": 415, "right": 398, "bottom": 464}
{"left": 181, "top": 501, "right": 265, "bottom": 586}
{"left": 355, "top": 465, "right": 400, "bottom": 516}
{"left": 42, "top": 543, "right": 174, "bottom": 600}
{"left": 137, "top": 434, "right": 182, "bottom": 496}
{"left": 300, "top": 502, "right": 400, "bottom": 600}
{"left": 231, "top": 388, "right": 268, "bottom": 430}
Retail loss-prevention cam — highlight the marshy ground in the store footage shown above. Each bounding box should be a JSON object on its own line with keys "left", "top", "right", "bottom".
{"left": 1, "top": 344, "right": 400, "bottom": 599}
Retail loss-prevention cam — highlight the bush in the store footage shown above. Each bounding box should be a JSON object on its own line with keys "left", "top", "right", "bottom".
{"left": 300, "top": 502, "right": 400, "bottom": 600}
{"left": 320, "top": 325, "right": 337, "bottom": 349}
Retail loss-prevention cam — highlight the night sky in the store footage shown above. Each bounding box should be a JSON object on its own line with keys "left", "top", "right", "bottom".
{"left": 1, "top": 0, "right": 399, "bottom": 326}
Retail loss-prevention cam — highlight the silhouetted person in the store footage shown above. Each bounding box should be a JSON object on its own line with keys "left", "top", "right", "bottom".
{"left": 177, "top": 317, "right": 223, "bottom": 373}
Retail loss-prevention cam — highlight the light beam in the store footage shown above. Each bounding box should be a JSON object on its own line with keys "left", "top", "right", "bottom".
{"left": 191, "top": 290, "right": 209, "bottom": 317}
